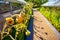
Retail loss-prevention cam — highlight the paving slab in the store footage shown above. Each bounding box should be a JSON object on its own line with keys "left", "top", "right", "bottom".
{"left": 33, "top": 10, "right": 60, "bottom": 40}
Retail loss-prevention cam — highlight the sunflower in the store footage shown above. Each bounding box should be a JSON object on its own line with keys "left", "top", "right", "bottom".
{"left": 16, "top": 17, "right": 24, "bottom": 23}
{"left": 16, "top": 13, "right": 25, "bottom": 23}
{"left": 6, "top": 17, "right": 14, "bottom": 25}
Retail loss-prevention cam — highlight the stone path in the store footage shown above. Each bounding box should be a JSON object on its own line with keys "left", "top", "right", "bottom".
{"left": 33, "top": 10, "right": 60, "bottom": 40}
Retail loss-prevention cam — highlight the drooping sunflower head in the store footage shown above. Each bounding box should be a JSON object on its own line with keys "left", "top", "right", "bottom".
{"left": 16, "top": 13, "right": 25, "bottom": 23}
{"left": 6, "top": 17, "right": 14, "bottom": 25}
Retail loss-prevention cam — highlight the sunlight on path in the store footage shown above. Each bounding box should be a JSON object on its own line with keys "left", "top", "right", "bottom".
{"left": 33, "top": 10, "right": 59, "bottom": 40}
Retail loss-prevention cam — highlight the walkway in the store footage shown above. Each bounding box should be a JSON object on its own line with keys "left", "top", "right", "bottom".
{"left": 33, "top": 10, "right": 60, "bottom": 40}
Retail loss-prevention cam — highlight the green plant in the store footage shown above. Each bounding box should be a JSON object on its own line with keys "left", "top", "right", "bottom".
{"left": 2, "top": 3, "right": 33, "bottom": 40}
{"left": 25, "top": 0, "right": 48, "bottom": 8}
{"left": 39, "top": 7, "right": 60, "bottom": 32}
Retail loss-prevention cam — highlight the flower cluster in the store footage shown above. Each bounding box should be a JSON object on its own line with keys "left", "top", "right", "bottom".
{"left": 2, "top": 3, "right": 33, "bottom": 40}
{"left": 2, "top": 12, "right": 31, "bottom": 40}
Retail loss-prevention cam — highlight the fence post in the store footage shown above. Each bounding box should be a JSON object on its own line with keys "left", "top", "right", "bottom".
{"left": 9, "top": 2, "right": 13, "bottom": 15}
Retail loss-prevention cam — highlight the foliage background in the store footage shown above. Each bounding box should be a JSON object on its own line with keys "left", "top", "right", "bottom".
{"left": 25, "top": 0, "right": 48, "bottom": 8}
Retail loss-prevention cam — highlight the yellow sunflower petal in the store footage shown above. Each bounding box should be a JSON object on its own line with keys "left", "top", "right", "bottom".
{"left": 6, "top": 17, "right": 14, "bottom": 25}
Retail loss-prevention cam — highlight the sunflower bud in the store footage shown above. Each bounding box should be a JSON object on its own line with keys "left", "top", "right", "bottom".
{"left": 25, "top": 30, "right": 31, "bottom": 36}
{"left": 16, "top": 31, "right": 19, "bottom": 35}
